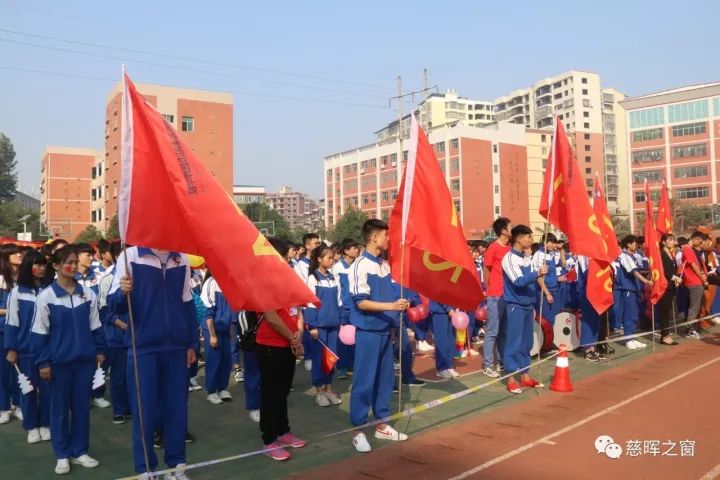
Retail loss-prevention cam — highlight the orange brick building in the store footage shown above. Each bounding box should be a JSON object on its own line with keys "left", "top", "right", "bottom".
{"left": 40, "top": 147, "right": 100, "bottom": 240}
{"left": 95, "top": 82, "right": 234, "bottom": 233}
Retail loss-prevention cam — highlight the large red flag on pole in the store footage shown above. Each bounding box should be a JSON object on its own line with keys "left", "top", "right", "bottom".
{"left": 644, "top": 180, "right": 667, "bottom": 304}
{"left": 586, "top": 173, "right": 621, "bottom": 314}
{"left": 656, "top": 180, "right": 673, "bottom": 235}
{"left": 119, "top": 71, "right": 319, "bottom": 311}
{"left": 388, "top": 115, "right": 483, "bottom": 310}
{"left": 539, "top": 119, "right": 608, "bottom": 262}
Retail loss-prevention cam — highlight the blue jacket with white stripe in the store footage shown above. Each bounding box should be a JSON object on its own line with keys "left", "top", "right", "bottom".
{"left": 502, "top": 248, "right": 539, "bottom": 307}
{"left": 4, "top": 285, "right": 41, "bottom": 354}
{"left": 348, "top": 251, "right": 396, "bottom": 333}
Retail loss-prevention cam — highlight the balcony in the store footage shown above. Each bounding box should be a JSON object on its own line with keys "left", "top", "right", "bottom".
{"left": 606, "top": 184, "right": 619, "bottom": 195}
{"left": 605, "top": 154, "right": 617, "bottom": 164}
{"left": 602, "top": 93, "right": 614, "bottom": 104}
{"left": 605, "top": 175, "right": 618, "bottom": 186}
{"left": 537, "top": 117, "right": 553, "bottom": 129}
{"left": 536, "top": 105, "right": 553, "bottom": 119}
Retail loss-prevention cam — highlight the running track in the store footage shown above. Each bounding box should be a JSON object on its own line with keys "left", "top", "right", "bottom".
{"left": 292, "top": 334, "right": 720, "bottom": 480}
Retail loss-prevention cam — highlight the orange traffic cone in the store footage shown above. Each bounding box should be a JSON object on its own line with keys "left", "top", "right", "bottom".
{"left": 549, "top": 345, "right": 573, "bottom": 393}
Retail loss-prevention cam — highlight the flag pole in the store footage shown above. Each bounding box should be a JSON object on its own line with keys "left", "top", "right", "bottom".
{"left": 396, "top": 75, "right": 405, "bottom": 417}
{"left": 651, "top": 304, "right": 656, "bottom": 352}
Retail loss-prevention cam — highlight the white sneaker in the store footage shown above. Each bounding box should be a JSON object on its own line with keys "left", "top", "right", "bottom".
{"left": 165, "top": 463, "right": 189, "bottom": 480}
{"left": 635, "top": 340, "right": 647, "bottom": 348}
{"left": 248, "top": 410, "right": 260, "bottom": 423}
{"left": 70, "top": 454, "right": 99, "bottom": 468}
{"left": 437, "top": 369, "right": 453, "bottom": 379}
{"left": 448, "top": 368, "right": 460, "bottom": 378}
{"left": 207, "top": 393, "right": 223, "bottom": 405}
{"left": 55, "top": 459, "right": 70, "bottom": 475}
{"left": 91, "top": 398, "right": 111, "bottom": 409}
{"left": 12, "top": 406, "right": 23, "bottom": 420}
{"left": 188, "top": 377, "right": 202, "bottom": 392}
{"left": 375, "top": 425, "right": 408, "bottom": 442}
{"left": 0, "top": 410, "right": 11, "bottom": 424}
{"left": 219, "top": 390, "right": 232, "bottom": 401}
{"left": 27, "top": 428, "right": 41, "bottom": 444}
{"left": 353, "top": 432, "right": 372, "bottom": 453}
{"left": 315, "top": 392, "right": 330, "bottom": 407}
{"left": 417, "top": 341, "right": 434, "bottom": 352}
{"left": 304, "top": 360, "right": 312, "bottom": 371}
{"left": 234, "top": 369, "right": 244, "bottom": 382}
{"left": 40, "top": 427, "right": 51, "bottom": 441}
{"left": 626, "top": 340, "right": 641, "bottom": 350}
{"left": 325, "top": 391, "right": 342, "bottom": 405}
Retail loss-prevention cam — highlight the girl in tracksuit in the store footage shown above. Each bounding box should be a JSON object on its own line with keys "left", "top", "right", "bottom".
{"left": 31, "top": 246, "right": 104, "bottom": 474}
{"left": 429, "top": 300, "right": 457, "bottom": 378}
{"left": 238, "top": 311, "right": 261, "bottom": 423}
{"left": 305, "top": 245, "right": 342, "bottom": 407}
{"left": 501, "top": 225, "right": 547, "bottom": 394}
{"left": 4, "top": 250, "right": 51, "bottom": 443}
{"left": 332, "top": 238, "right": 361, "bottom": 378}
{"left": 576, "top": 255, "right": 605, "bottom": 362}
{"left": 1, "top": 243, "right": 23, "bottom": 424}
{"left": 200, "top": 272, "right": 235, "bottom": 404}
{"left": 613, "top": 235, "right": 653, "bottom": 348}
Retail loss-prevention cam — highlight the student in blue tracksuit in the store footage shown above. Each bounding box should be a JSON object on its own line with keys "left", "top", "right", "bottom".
{"left": 501, "top": 225, "right": 547, "bottom": 395}
{"left": 97, "top": 241, "right": 130, "bottom": 425}
{"left": 391, "top": 284, "right": 425, "bottom": 387}
{"left": 349, "top": 219, "right": 409, "bottom": 453}
{"left": 31, "top": 246, "right": 104, "bottom": 475}
{"left": 4, "top": 250, "right": 51, "bottom": 443}
{"left": 237, "top": 311, "right": 261, "bottom": 423}
{"left": 331, "top": 238, "right": 361, "bottom": 378}
{"left": 200, "top": 272, "right": 235, "bottom": 405}
{"left": 305, "top": 244, "right": 342, "bottom": 407}
{"left": 294, "top": 233, "right": 321, "bottom": 370}
{"left": 109, "top": 246, "right": 197, "bottom": 476}
{"left": 613, "top": 235, "right": 653, "bottom": 350}
{"left": 1, "top": 243, "right": 23, "bottom": 425}
{"left": 531, "top": 233, "right": 562, "bottom": 325}
{"left": 576, "top": 255, "right": 607, "bottom": 363}
{"left": 430, "top": 300, "right": 458, "bottom": 379}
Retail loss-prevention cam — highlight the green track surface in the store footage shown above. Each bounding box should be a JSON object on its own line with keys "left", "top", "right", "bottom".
{"left": 0, "top": 329, "right": 706, "bottom": 479}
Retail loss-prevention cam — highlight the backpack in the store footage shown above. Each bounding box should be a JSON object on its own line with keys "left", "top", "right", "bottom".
{"left": 237, "top": 311, "right": 262, "bottom": 352}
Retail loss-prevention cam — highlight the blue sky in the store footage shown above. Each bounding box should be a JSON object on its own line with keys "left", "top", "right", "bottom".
{"left": 1, "top": 0, "right": 718, "bottom": 199}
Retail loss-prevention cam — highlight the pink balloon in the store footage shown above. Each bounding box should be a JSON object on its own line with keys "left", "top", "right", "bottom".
{"left": 451, "top": 311, "right": 470, "bottom": 330}
{"left": 407, "top": 307, "right": 422, "bottom": 324}
{"left": 417, "top": 304, "right": 430, "bottom": 320}
{"left": 339, "top": 324, "right": 356, "bottom": 346}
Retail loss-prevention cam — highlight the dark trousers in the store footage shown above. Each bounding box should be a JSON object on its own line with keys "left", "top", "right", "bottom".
{"left": 256, "top": 345, "right": 296, "bottom": 445}
{"left": 656, "top": 289, "right": 676, "bottom": 338}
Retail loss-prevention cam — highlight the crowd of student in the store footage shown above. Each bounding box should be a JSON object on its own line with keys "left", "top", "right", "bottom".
{"left": 0, "top": 216, "right": 718, "bottom": 478}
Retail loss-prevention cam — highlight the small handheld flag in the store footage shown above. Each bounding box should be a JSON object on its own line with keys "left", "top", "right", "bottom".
{"left": 92, "top": 365, "right": 106, "bottom": 390}
{"left": 13, "top": 364, "right": 34, "bottom": 395}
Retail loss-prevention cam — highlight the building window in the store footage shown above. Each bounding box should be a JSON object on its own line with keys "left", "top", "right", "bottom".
{"left": 541, "top": 134, "right": 547, "bottom": 142}
{"left": 674, "top": 165, "right": 708, "bottom": 178}
{"left": 632, "top": 128, "right": 663, "bottom": 142}
{"left": 668, "top": 100, "right": 709, "bottom": 123}
{"left": 382, "top": 191, "right": 389, "bottom": 201}
{"left": 585, "top": 156, "right": 591, "bottom": 163}
{"left": 581, "top": 77, "right": 588, "bottom": 84}
{"left": 494, "top": 185, "right": 499, "bottom": 194}
{"left": 676, "top": 186, "right": 709, "bottom": 199}
{"left": 632, "top": 170, "right": 663, "bottom": 184}
{"left": 585, "top": 179, "right": 593, "bottom": 187}
{"left": 360, "top": 160, "right": 368, "bottom": 169}
{"left": 493, "top": 165, "right": 498, "bottom": 173}
{"left": 451, "top": 179, "right": 460, "bottom": 191}
{"left": 584, "top": 145, "right": 591, "bottom": 152}
{"left": 629, "top": 107, "right": 664, "bottom": 129}
{"left": 635, "top": 190, "right": 660, "bottom": 203}
{"left": 453, "top": 200, "right": 461, "bottom": 213}
{"left": 585, "top": 168, "right": 591, "bottom": 174}
{"left": 672, "top": 122, "right": 706, "bottom": 137}
{"left": 435, "top": 142, "right": 445, "bottom": 154}
{"left": 391, "top": 190, "right": 398, "bottom": 200}
{"left": 584, "top": 133, "right": 590, "bottom": 140}
{"left": 362, "top": 195, "right": 368, "bottom": 205}
{"left": 671, "top": 143, "right": 707, "bottom": 158}
{"left": 450, "top": 138, "right": 459, "bottom": 150}
{"left": 492, "top": 144, "right": 498, "bottom": 153}
{"left": 582, "top": 89, "right": 588, "bottom": 95}
{"left": 583, "top": 111, "right": 589, "bottom": 118}
{"left": 583, "top": 122, "right": 590, "bottom": 129}
{"left": 162, "top": 114, "right": 175, "bottom": 124}
{"left": 495, "top": 206, "right": 500, "bottom": 214}
{"left": 181, "top": 116, "right": 194, "bottom": 132}
{"left": 451, "top": 158, "right": 459, "bottom": 171}
{"left": 632, "top": 148, "right": 664, "bottom": 163}
{"left": 327, "top": 169, "right": 332, "bottom": 180}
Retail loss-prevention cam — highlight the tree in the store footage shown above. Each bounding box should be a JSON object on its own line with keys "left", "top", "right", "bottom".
{"left": 106, "top": 214, "right": 120, "bottom": 240}
{"left": 241, "top": 202, "right": 292, "bottom": 241}
{"left": 0, "top": 133, "right": 18, "bottom": 203}
{"left": 0, "top": 202, "right": 41, "bottom": 239}
{"left": 331, "top": 208, "right": 368, "bottom": 244}
{"left": 612, "top": 216, "right": 631, "bottom": 239}
{"left": 74, "top": 224, "right": 103, "bottom": 243}
{"left": 675, "top": 204, "right": 711, "bottom": 234}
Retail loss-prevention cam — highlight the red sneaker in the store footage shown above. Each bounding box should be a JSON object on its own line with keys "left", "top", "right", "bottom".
{"left": 507, "top": 381, "right": 522, "bottom": 394}
{"left": 520, "top": 378, "right": 544, "bottom": 388}
{"left": 263, "top": 442, "right": 291, "bottom": 461}
{"left": 278, "top": 432, "right": 307, "bottom": 448}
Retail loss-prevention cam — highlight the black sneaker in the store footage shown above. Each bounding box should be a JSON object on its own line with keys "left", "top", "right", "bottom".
{"left": 584, "top": 351, "right": 601, "bottom": 362}
{"left": 597, "top": 344, "right": 615, "bottom": 355}
{"left": 403, "top": 378, "right": 426, "bottom": 387}
{"left": 112, "top": 415, "right": 125, "bottom": 425}
{"left": 185, "top": 432, "right": 196, "bottom": 444}
{"left": 153, "top": 431, "right": 163, "bottom": 449}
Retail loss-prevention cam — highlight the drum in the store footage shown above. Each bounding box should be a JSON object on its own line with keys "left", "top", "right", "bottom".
{"left": 553, "top": 310, "right": 581, "bottom": 351}
{"left": 531, "top": 314, "right": 555, "bottom": 355}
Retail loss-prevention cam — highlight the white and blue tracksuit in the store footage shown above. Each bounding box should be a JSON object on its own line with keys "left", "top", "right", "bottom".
{"left": 332, "top": 258, "right": 355, "bottom": 370}
{"left": 31, "top": 282, "right": 104, "bottom": 460}
{"left": 76, "top": 268, "right": 106, "bottom": 400}
{"left": 237, "top": 311, "right": 260, "bottom": 412}
{"left": 531, "top": 248, "right": 561, "bottom": 325}
{"left": 98, "top": 268, "right": 129, "bottom": 417}
{"left": 613, "top": 251, "right": 640, "bottom": 336}
{"left": 305, "top": 270, "right": 341, "bottom": 386}
{"left": 1, "top": 277, "right": 20, "bottom": 413}
{"left": 348, "top": 251, "right": 395, "bottom": 427}
{"left": 430, "top": 301, "right": 455, "bottom": 371}
{"left": 576, "top": 256, "right": 601, "bottom": 347}
{"left": 108, "top": 247, "right": 197, "bottom": 474}
{"left": 294, "top": 257, "right": 313, "bottom": 360}
{"left": 200, "top": 277, "right": 235, "bottom": 395}
{"left": 501, "top": 249, "right": 538, "bottom": 374}
{"left": 4, "top": 285, "right": 50, "bottom": 430}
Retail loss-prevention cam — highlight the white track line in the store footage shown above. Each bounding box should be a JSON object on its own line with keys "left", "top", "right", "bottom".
{"left": 700, "top": 462, "right": 720, "bottom": 480}
{"left": 448, "top": 354, "right": 720, "bottom": 480}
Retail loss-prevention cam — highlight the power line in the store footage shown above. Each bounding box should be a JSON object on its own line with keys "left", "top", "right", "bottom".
{"left": 0, "top": 65, "right": 389, "bottom": 108}
{"left": 0, "top": 27, "right": 392, "bottom": 92}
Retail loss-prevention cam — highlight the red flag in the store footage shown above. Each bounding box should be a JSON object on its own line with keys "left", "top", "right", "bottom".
{"left": 586, "top": 174, "right": 620, "bottom": 314}
{"left": 388, "top": 115, "right": 483, "bottom": 311}
{"left": 656, "top": 181, "right": 673, "bottom": 235}
{"left": 119, "top": 72, "right": 319, "bottom": 311}
{"left": 539, "top": 119, "right": 608, "bottom": 262}
{"left": 644, "top": 180, "right": 667, "bottom": 305}
{"left": 321, "top": 344, "right": 339, "bottom": 375}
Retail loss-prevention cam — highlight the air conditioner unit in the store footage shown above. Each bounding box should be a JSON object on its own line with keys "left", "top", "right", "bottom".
{"left": 391, "top": 162, "right": 397, "bottom": 167}
{"left": 360, "top": 168, "right": 366, "bottom": 174}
